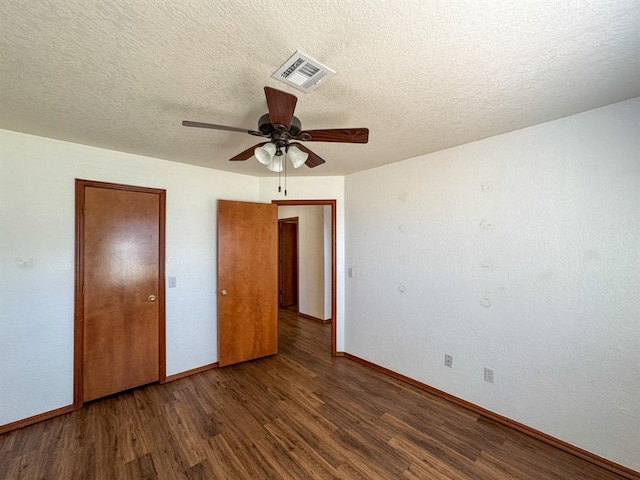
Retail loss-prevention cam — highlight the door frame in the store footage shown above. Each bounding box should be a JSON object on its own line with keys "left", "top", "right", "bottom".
{"left": 278, "top": 217, "right": 299, "bottom": 308}
{"left": 74, "top": 179, "right": 167, "bottom": 408}
{"left": 272, "top": 199, "right": 337, "bottom": 356}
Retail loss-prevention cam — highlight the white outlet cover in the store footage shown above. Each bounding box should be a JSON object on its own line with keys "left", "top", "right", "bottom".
{"left": 444, "top": 354, "right": 453, "bottom": 367}
{"left": 484, "top": 367, "right": 494, "bottom": 383}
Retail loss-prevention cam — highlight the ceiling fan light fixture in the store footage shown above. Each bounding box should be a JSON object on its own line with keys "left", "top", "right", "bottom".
{"left": 267, "top": 155, "right": 283, "bottom": 173}
{"left": 182, "top": 86, "right": 369, "bottom": 186}
{"left": 287, "top": 145, "right": 308, "bottom": 168}
{"left": 255, "top": 143, "right": 276, "bottom": 165}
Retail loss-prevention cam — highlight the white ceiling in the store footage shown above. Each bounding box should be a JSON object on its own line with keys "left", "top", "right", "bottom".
{"left": 1, "top": 1, "right": 639, "bottom": 177}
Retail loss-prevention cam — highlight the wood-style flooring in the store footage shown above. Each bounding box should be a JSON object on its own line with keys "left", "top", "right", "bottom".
{"left": 0, "top": 310, "right": 627, "bottom": 479}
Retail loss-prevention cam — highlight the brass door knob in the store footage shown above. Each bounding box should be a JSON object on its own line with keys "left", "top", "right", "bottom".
{"left": 148, "top": 295, "right": 157, "bottom": 302}
{"left": 220, "top": 289, "right": 228, "bottom": 296}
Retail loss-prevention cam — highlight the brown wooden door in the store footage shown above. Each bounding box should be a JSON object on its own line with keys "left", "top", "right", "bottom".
{"left": 218, "top": 200, "right": 278, "bottom": 367}
{"left": 279, "top": 219, "right": 298, "bottom": 307}
{"left": 78, "top": 181, "right": 165, "bottom": 402}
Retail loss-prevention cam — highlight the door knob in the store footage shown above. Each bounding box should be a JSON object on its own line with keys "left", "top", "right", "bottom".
{"left": 220, "top": 289, "right": 228, "bottom": 296}
{"left": 148, "top": 295, "right": 157, "bottom": 302}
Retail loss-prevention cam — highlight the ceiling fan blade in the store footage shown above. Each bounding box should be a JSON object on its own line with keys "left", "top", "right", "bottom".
{"left": 182, "top": 120, "right": 263, "bottom": 137}
{"left": 229, "top": 142, "right": 267, "bottom": 161}
{"left": 290, "top": 143, "right": 326, "bottom": 168}
{"left": 298, "top": 128, "right": 369, "bottom": 143}
{"left": 264, "top": 87, "right": 297, "bottom": 130}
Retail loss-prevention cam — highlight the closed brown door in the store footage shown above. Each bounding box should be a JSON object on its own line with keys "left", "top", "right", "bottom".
{"left": 76, "top": 180, "right": 165, "bottom": 403}
{"left": 279, "top": 219, "right": 298, "bottom": 307}
{"left": 218, "top": 200, "right": 278, "bottom": 367}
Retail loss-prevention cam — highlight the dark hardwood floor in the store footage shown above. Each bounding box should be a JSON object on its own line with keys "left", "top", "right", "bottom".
{"left": 0, "top": 310, "right": 627, "bottom": 479}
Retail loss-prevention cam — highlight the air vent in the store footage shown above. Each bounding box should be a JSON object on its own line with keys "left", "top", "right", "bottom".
{"left": 272, "top": 51, "right": 336, "bottom": 93}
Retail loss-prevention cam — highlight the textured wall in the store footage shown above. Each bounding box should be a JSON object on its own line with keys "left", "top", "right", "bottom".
{"left": 0, "top": 130, "right": 259, "bottom": 425}
{"left": 344, "top": 98, "right": 640, "bottom": 470}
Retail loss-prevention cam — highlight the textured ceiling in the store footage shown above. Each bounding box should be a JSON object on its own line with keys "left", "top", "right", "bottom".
{"left": 1, "top": 1, "right": 639, "bottom": 177}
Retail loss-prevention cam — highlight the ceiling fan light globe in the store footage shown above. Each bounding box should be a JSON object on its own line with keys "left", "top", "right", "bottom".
{"left": 255, "top": 143, "right": 276, "bottom": 165}
{"left": 287, "top": 145, "right": 308, "bottom": 168}
{"left": 267, "top": 156, "right": 283, "bottom": 173}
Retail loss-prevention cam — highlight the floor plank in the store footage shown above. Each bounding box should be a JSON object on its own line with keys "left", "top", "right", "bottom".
{"left": 0, "top": 309, "right": 628, "bottom": 479}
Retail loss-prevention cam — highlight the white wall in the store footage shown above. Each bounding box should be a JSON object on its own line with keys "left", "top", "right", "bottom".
{"left": 344, "top": 98, "right": 640, "bottom": 470}
{"left": 323, "top": 205, "right": 332, "bottom": 320}
{"left": 0, "top": 130, "right": 259, "bottom": 425}
{"left": 259, "top": 176, "right": 345, "bottom": 350}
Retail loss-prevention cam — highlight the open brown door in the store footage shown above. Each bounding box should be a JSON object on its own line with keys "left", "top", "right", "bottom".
{"left": 279, "top": 218, "right": 298, "bottom": 308}
{"left": 75, "top": 180, "right": 165, "bottom": 404}
{"left": 218, "top": 200, "right": 278, "bottom": 367}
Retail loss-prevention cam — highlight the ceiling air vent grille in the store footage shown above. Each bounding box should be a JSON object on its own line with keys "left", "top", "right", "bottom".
{"left": 272, "top": 51, "right": 336, "bottom": 93}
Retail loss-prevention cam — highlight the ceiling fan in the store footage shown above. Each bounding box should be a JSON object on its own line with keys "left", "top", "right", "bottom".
{"left": 182, "top": 86, "right": 369, "bottom": 171}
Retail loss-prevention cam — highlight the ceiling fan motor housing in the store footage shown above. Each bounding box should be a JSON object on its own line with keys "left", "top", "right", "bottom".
{"left": 258, "top": 113, "right": 302, "bottom": 137}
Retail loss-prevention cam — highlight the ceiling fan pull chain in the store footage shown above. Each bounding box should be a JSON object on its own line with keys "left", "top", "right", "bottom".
{"left": 284, "top": 149, "right": 288, "bottom": 196}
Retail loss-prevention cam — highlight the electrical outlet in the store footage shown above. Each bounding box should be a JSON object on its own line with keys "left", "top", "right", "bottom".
{"left": 484, "top": 367, "right": 494, "bottom": 383}
{"left": 444, "top": 354, "right": 453, "bottom": 368}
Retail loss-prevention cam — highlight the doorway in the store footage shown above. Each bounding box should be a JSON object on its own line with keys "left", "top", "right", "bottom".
{"left": 273, "top": 200, "right": 337, "bottom": 355}
{"left": 279, "top": 217, "right": 299, "bottom": 309}
{"left": 74, "top": 179, "right": 166, "bottom": 406}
